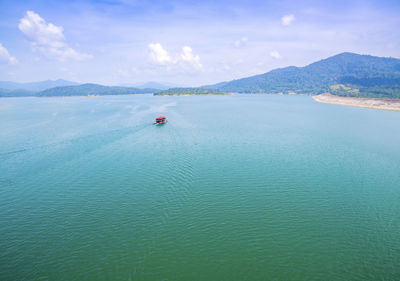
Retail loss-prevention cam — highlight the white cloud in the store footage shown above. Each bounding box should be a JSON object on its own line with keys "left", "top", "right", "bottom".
{"left": 180, "top": 46, "right": 202, "bottom": 69}
{"left": 148, "top": 43, "right": 172, "bottom": 64}
{"left": 0, "top": 43, "right": 17, "bottom": 64}
{"left": 18, "top": 11, "right": 92, "bottom": 61}
{"left": 148, "top": 43, "right": 202, "bottom": 69}
{"left": 234, "top": 37, "right": 248, "bottom": 47}
{"left": 270, "top": 50, "right": 281, "bottom": 59}
{"left": 281, "top": 14, "right": 295, "bottom": 26}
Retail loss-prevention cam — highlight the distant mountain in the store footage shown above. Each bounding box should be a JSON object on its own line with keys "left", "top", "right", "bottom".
{"left": 37, "top": 83, "right": 160, "bottom": 96}
{"left": 0, "top": 88, "right": 36, "bottom": 97}
{"left": 206, "top": 52, "right": 400, "bottom": 98}
{"left": 0, "top": 79, "right": 78, "bottom": 92}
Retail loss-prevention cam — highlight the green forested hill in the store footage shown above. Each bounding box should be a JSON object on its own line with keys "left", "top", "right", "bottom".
{"left": 207, "top": 52, "right": 400, "bottom": 98}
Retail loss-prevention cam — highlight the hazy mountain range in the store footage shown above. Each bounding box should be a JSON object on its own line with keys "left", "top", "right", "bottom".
{"left": 0, "top": 79, "right": 78, "bottom": 92}
{"left": 0, "top": 81, "right": 161, "bottom": 97}
{"left": 37, "top": 84, "right": 159, "bottom": 97}
{"left": 1, "top": 52, "right": 399, "bottom": 98}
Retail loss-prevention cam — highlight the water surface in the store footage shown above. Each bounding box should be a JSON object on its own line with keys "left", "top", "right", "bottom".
{"left": 1, "top": 94, "right": 399, "bottom": 280}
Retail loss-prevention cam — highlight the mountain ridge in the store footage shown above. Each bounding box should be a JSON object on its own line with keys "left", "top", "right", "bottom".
{"left": 205, "top": 52, "right": 400, "bottom": 98}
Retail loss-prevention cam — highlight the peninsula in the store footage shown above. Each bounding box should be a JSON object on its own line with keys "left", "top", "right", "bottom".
{"left": 313, "top": 93, "right": 400, "bottom": 111}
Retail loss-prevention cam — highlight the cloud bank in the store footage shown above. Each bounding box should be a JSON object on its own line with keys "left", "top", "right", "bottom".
{"left": 0, "top": 43, "right": 17, "bottom": 64}
{"left": 18, "top": 11, "right": 92, "bottom": 61}
{"left": 148, "top": 43, "right": 172, "bottom": 64}
{"left": 148, "top": 43, "right": 202, "bottom": 69}
{"left": 180, "top": 46, "right": 202, "bottom": 69}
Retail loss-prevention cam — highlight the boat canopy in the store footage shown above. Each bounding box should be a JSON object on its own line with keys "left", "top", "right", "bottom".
{"left": 156, "top": 116, "right": 166, "bottom": 120}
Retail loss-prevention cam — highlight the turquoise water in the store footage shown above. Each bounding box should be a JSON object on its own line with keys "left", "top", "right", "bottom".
{"left": 0, "top": 94, "right": 399, "bottom": 280}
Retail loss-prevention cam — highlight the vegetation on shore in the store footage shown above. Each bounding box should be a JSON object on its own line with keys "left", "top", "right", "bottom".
{"left": 154, "top": 88, "right": 230, "bottom": 96}
{"left": 329, "top": 81, "right": 400, "bottom": 99}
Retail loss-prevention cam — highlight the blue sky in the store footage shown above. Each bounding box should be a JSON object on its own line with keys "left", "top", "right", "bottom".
{"left": 0, "top": 0, "right": 399, "bottom": 86}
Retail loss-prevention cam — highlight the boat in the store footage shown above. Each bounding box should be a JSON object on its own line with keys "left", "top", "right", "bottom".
{"left": 154, "top": 116, "right": 168, "bottom": 125}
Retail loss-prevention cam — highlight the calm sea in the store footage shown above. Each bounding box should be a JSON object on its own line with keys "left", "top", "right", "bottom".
{"left": 0, "top": 94, "right": 399, "bottom": 280}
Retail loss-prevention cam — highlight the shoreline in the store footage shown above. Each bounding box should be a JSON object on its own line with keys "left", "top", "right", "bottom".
{"left": 312, "top": 93, "right": 400, "bottom": 112}
{"left": 154, "top": 93, "right": 234, "bottom": 96}
{"left": 0, "top": 93, "right": 152, "bottom": 98}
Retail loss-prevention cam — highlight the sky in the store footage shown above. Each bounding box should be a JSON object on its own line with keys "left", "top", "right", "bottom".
{"left": 0, "top": 0, "right": 400, "bottom": 86}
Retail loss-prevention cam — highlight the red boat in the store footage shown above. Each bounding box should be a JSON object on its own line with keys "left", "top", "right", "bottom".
{"left": 154, "top": 116, "right": 168, "bottom": 125}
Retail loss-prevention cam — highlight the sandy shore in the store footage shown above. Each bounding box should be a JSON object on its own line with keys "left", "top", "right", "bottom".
{"left": 313, "top": 93, "right": 400, "bottom": 112}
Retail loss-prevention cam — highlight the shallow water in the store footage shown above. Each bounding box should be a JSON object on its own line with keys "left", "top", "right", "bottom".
{"left": 0, "top": 94, "right": 399, "bottom": 280}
